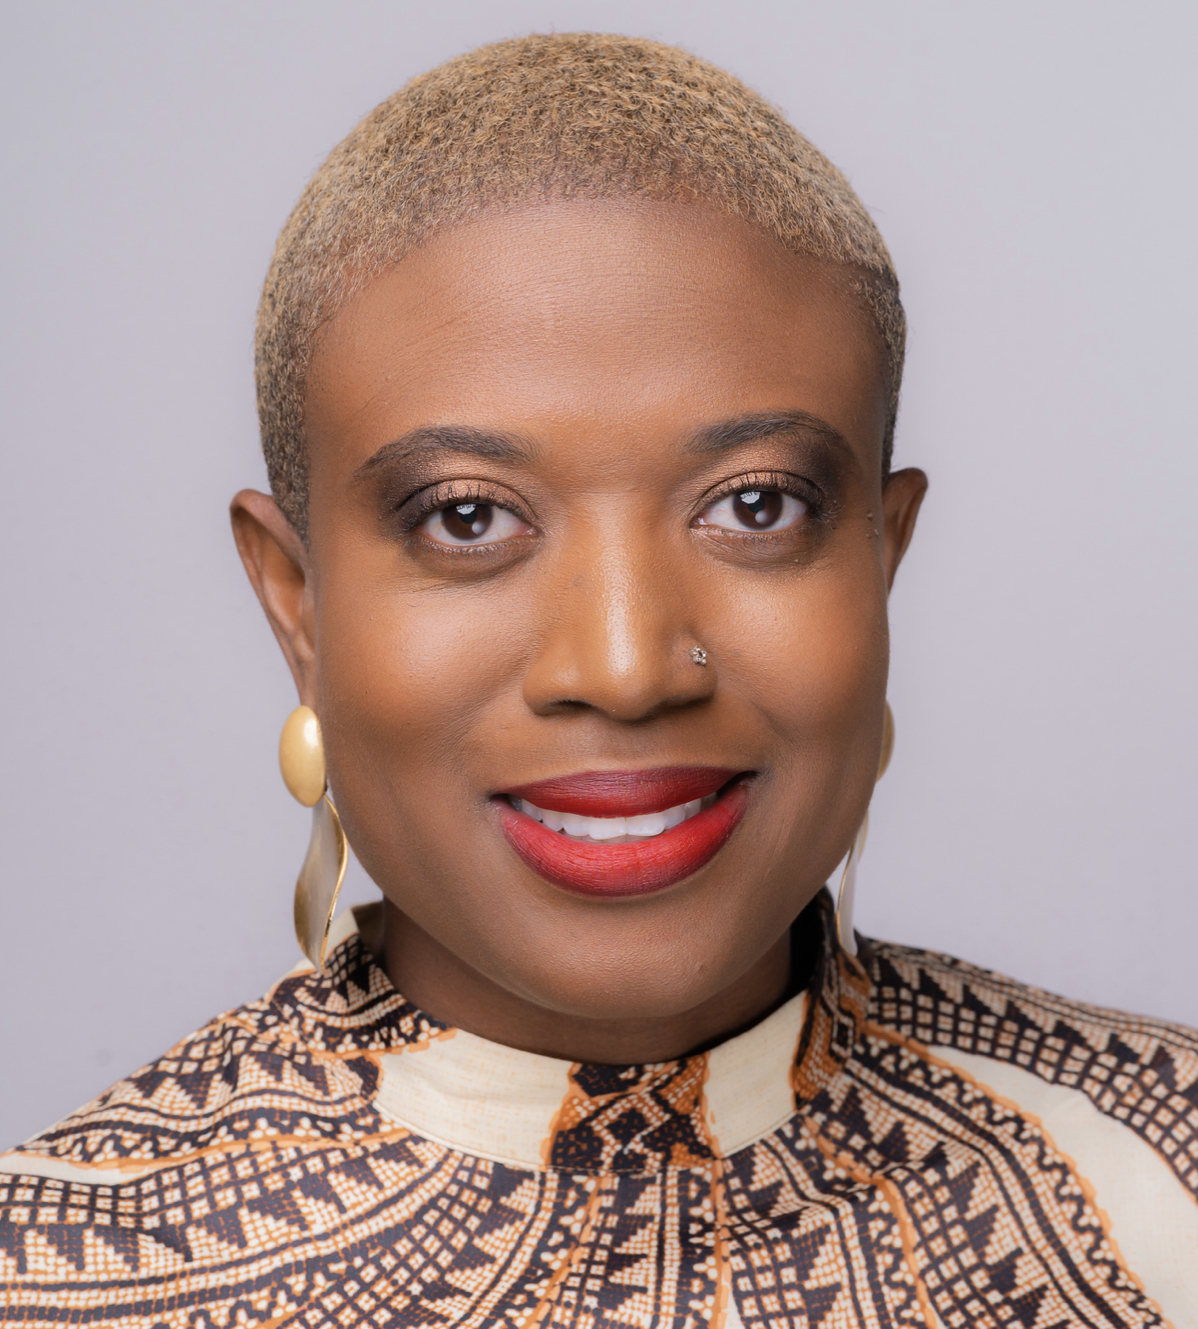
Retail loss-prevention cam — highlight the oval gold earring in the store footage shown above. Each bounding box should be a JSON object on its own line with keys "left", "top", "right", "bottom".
{"left": 279, "top": 705, "right": 348, "bottom": 971}
{"left": 835, "top": 701, "right": 894, "bottom": 958}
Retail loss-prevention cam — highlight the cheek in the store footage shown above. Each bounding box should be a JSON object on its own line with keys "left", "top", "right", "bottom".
{"left": 707, "top": 554, "right": 889, "bottom": 854}
{"left": 714, "top": 557, "right": 888, "bottom": 722}
{"left": 310, "top": 544, "right": 533, "bottom": 812}
{"left": 320, "top": 601, "right": 493, "bottom": 757}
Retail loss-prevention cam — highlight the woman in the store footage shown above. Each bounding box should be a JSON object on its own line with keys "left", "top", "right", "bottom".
{"left": 2, "top": 33, "right": 1194, "bottom": 1327}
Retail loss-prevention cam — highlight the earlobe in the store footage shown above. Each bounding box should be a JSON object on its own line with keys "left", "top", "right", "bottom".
{"left": 880, "top": 467, "right": 928, "bottom": 589}
{"left": 230, "top": 490, "right": 317, "bottom": 700}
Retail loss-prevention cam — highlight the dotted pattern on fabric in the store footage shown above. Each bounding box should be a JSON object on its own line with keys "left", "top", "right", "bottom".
{"left": 3, "top": 896, "right": 1196, "bottom": 1326}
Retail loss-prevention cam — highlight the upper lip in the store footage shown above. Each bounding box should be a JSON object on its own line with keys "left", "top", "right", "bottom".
{"left": 499, "top": 766, "right": 743, "bottom": 817}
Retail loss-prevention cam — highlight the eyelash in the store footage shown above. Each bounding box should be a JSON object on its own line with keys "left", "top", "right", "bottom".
{"left": 396, "top": 480, "right": 532, "bottom": 534}
{"left": 698, "top": 472, "right": 826, "bottom": 525}
{"left": 392, "top": 470, "right": 826, "bottom": 550}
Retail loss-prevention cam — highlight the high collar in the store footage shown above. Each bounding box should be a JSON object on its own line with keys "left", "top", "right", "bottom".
{"left": 270, "top": 891, "right": 872, "bottom": 1174}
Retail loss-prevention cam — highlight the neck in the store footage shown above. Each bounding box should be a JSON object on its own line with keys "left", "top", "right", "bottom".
{"left": 379, "top": 899, "right": 796, "bottom": 1065}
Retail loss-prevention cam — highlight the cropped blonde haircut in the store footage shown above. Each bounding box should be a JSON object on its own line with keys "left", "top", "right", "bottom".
{"left": 256, "top": 32, "right": 905, "bottom": 539}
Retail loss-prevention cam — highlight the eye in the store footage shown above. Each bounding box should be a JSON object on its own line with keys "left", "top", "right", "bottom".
{"left": 418, "top": 501, "right": 532, "bottom": 547}
{"left": 697, "top": 489, "right": 807, "bottom": 533}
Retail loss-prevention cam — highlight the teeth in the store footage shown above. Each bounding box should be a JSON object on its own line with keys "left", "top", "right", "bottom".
{"left": 586, "top": 816, "right": 626, "bottom": 840}
{"left": 513, "top": 794, "right": 716, "bottom": 843}
{"left": 625, "top": 811, "right": 667, "bottom": 836}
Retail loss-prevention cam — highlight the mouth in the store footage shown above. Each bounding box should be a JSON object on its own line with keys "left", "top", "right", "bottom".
{"left": 496, "top": 766, "right": 750, "bottom": 898}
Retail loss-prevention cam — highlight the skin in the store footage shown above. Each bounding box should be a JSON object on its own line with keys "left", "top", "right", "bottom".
{"left": 232, "top": 198, "right": 926, "bottom": 1065}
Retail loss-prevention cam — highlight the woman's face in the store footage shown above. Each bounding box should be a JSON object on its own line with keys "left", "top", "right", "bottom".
{"left": 235, "top": 199, "right": 925, "bottom": 1058}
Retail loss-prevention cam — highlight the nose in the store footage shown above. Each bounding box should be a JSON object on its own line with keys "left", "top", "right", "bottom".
{"left": 522, "top": 526, "right": 715, "bottom": 723}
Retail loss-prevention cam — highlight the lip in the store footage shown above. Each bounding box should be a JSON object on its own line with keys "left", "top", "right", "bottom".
{"left": 502, "top": 766, "right": 737, "bottom": 816}
{"left": 497, "top": 767, "right": 749, "bottom": 898}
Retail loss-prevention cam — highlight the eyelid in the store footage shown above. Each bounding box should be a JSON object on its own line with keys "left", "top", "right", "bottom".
{"left": 395, "top": 478, "right": 535, "bottom": 532}
{"left": 694, "top": 470, "right": 824, "bottom": 519}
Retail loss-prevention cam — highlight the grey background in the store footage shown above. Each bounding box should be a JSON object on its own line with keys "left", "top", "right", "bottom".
{"left": 2, "top": 1, "right": 1195, "bottom": 1148}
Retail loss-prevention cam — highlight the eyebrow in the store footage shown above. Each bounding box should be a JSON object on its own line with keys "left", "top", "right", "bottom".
{"left": 354, "top": 410, "right": 848, "bottom": 481}
{"left": 688, "top": 411, "right": 850, "bottom": 455}
{"left": 354, "top": 425, "right": 531, "bottom": 479}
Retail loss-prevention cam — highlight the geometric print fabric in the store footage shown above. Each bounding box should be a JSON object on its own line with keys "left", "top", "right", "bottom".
{"left": 2, "top": 892, "right": 1196, "bottom": 1327}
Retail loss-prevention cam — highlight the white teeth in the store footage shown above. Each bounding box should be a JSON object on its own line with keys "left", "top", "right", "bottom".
{"left": 514, "top": 794, "right": 715, "bottom": 842}
{"left": 587, "top": 816, "right": 626, "bottom": 840}
{"left": 625, "top": 811, "right": 667, "bottom": 836}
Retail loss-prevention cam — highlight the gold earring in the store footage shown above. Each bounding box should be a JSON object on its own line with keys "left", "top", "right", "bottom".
{"left": 836, "top": 702, "right": 894, "bottom": 957}
{"left": 279, "top": 705, "right": 348, "bottom": 970}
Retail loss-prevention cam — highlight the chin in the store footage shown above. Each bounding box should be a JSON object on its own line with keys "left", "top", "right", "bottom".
{"left": 479, "top": 894, "right": 777, "bottom": 1023}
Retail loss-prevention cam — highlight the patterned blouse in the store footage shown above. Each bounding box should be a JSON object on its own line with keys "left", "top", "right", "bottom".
{"left": 3, "top": 894, "right": 1196, "bottom": 1328}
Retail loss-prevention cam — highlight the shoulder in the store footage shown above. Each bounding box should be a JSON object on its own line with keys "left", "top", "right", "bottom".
{"left": 863, "top": 933, "right": 1198, "bottom": 1195}
{"left": 0, "top": 929, "right": 438, "bottom": 1185}
{"left": 853, "top": 937, "right": 1198, "bottom": 1319}
{"left": 0, "top": 927, "right": 446, "bottom": 1307}
{"left": 865, "top": 935, "right": 1198, "bottom": 1102}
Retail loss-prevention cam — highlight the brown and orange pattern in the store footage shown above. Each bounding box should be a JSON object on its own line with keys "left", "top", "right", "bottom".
{"left": 2, "top": 894, "right": 1196, "bottom": 1327}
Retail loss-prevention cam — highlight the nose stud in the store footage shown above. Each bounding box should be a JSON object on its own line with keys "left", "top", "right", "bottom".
{"left": 689, "top": 646, "right": 708, "bottom": 666}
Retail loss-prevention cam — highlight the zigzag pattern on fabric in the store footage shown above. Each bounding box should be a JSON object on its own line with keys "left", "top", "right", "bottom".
{"left": 865, "top": 937, "right": 1198, "bottom": 1199}
{"left": 2, "top": 899, "right": 1194, "bottom": 1327}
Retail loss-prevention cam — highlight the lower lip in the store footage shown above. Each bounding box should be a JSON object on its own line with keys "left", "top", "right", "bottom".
{"left": 497, "top": 783, "right": 748, "bottom": 898}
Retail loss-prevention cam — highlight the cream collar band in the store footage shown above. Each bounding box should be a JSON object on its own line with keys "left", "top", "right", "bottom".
{"left": 275, "top": 895, "right": 866, "bottom": 1175}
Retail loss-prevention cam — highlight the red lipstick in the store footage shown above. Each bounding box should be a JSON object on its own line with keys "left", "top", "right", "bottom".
{"left": 497, "top": 767, "right": 747, "bottom": 898}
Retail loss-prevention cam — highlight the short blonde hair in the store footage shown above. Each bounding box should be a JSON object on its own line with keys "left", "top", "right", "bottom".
{"left": 256, "top": 32, "right": 904, "bottom": 538}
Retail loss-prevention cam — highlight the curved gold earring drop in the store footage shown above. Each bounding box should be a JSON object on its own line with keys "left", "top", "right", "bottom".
{"left": 279, "top": 706, "right": 348, "bottom": 970}
{"left": 836, "top": 702, "right": 894, "bottom": 957}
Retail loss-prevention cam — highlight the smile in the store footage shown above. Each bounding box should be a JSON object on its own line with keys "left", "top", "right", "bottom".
{"left": 496, "top": 766, "right": 749, "bottom": 898}
{"left": 511, "top": 793, "right": 717, "bottom": 843}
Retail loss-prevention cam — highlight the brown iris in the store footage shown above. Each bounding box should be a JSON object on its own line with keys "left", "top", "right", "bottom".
{"left": 733, "top": 491, "right": 783, "bottom": 527}
{"left": 442, "top": 503, "right": 493, "bottom": 541}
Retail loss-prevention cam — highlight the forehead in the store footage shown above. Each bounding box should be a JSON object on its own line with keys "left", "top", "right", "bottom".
{"left": 304, "top": 199, "right": 886, "bottom": 466}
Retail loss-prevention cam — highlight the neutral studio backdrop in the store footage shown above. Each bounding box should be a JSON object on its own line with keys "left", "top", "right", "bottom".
{"left": 2, "top": 1, "right": 1195, "bottom": 1147}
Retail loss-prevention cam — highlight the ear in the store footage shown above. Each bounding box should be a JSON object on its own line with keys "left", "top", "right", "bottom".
{"left": 879, "top": 467, "right": 928, "bottom": 590}
{"left": 230, "top": 490, "right": 317, "bottom": 703}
